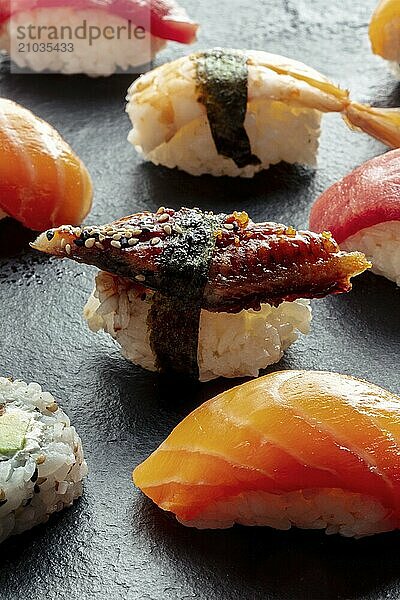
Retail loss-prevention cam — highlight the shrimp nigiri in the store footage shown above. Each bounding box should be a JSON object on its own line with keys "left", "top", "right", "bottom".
{"left": 0, "top": 98, "right": 92, "bottom": 231}
{"left": 309, "top": 149, "right": 400, "bottom": 286}
{"left": 127, "top": 48, "right": 400, "bottom": 178}
{"left": 32, "top": 208, "right": 369, "bottom": 380}
{"left": 133, "top": 370, "right": 400, "bottom": 537}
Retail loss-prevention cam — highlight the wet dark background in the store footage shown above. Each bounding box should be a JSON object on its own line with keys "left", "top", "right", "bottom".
{"left": 0, "top": 1, "right": 400, "bottom": 598}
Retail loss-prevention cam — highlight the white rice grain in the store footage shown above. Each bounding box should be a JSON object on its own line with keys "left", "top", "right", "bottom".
{"left": 0, "top": 378, "right": 88, "bottom": 543}
{"left": 84, "top": 271, "right": 312, "bottom": 381}
{"left": 178, "top": 488, "right": 396, "bottom": 538}
{"left": 341, "top": 221, "right": 400, "bottom": 286}
{"left": 0, "top": 8, "right": 166, "bottom": 76}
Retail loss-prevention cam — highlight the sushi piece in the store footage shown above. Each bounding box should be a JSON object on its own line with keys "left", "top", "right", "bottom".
{"left": 133, "top": 370, "right": 400, "bottom": 537}
{"left": 0, "top": 0, "right": 198, "bottom": 77}
{"left": 0, "top": 377, "right": 88, "bottom": 544}
{"left": 0, "top": 98, "right": 92, "bottom": 231}
{"left": 309, "top": 149, "right": 400, "bottom": 286}
{"left": 126, "top": 48, "right": 400, "bottom": 178}
{"left": 32, "top": 207, "right": 370, "bottom": 381}
{"left": 369, "top": 0, "right": 400, "bottom": 78}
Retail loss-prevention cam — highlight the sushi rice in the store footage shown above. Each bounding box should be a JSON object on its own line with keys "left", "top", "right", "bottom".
{"left": 342, "top": 221, "right": 400, "bottom": 286}
{"left": 179, "top": 488, "right": 395, "bottom": 538}
{"left": 83, "top": 271, "right": 312, "bottom": 381}
{"left": 0, "top": 378, "right": 88, "bottom": 543}
{"left": 0, "top": 8, "right": 166, "bottom": 76}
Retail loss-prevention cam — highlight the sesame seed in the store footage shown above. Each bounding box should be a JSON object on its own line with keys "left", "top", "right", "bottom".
{"left": 131, "top": 228, "right": 142, "bottom": 236}
{"left": 150, "top": 237, "right": 161, "bottom": 246}
{"left": 112, "top": 233, "right": 122, "bottom": 241}
{"left": 98, "top": 234, "right": 105, "bottom": 242}
{"left": 163, "top": 224, "right": 172, "bottom": 235}
{"left": 46, "top": 402, "right": 58, "bottom": 413}
{"left": 111, "top": 240, "right": 122, "bottom": 249}
{"left": 157, "top": 213, "right": 169, "bottom": 223}
{"left": 74, "top": 228, "right": 82, "bottom": 236}
{"left": 286, "top": 226, "right": 296, "bottom": 236}
{"left": 174, "top": 224, "right": 183, "bottom": 234}
{"left": 124, "top": 231, "right": 132, "bottom": 239}
{"left": 65, "top": 244, "right": 71, "bottom": 255}
{"left": 95, "top": 242, "right": 104, "bottom": 250}
{"left": 60, "top": 238, "right": 67, "bottom": 250}
{"left": 85, "top": 238, "right": 96, "bottom": 249}
{"left": 135, "top": 274, "right": 146, "bottom": 282}
{"left": 156, "top": 206, "right": 165, "bottom": 215}
{"left": 224, "top": 223, "right": 234, "bottom": 230}
{"left": 128, "top": 238, "right": 139, "bottom": 246}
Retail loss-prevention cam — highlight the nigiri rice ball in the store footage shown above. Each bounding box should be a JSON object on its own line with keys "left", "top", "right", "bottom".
{"left": 126, "top": 51, "right": 326, "bottom": 177}
{"left": 0, "top": 8, "right": 166, "bottom": 76}
{"left": 83, "top": 271, "right": 312, "bottom": 381}
{"left": 341, "top": 221, "right": 400, "bottom": 286}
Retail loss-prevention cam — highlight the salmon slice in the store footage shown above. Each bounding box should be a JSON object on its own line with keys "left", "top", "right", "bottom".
{"left": 0, "top": 98, "right": 92, "bottom": 231}
{"left": 133, "top": 371, "right": 400, "bottom": 536}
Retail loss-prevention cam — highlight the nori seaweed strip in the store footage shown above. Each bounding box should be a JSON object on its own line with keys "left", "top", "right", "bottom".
{"left": 195, "top": 48, "right": 261, "bottom": 169}
{"left": 148, "top": 208, "right": 224, "bottom": 378}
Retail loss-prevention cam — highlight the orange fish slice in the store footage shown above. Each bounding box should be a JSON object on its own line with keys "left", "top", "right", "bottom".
{"left": 133, "top": 370, "right": 400, "bottom": 537}
{"left": 0, "top": 98, "right": 92, "bottom": 231}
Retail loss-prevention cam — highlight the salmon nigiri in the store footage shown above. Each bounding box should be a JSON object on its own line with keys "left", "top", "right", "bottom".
{"left": 369, "top": 0, "right": 400, "bottom": 78}
{"left": 309, "top": 149, "right": 400, "bottom": 286}
{"left": 0, "top": 99, "right": 92, "bottom": 231}
{"left": 133, "top": 370, "right": 400, "bottom": 537}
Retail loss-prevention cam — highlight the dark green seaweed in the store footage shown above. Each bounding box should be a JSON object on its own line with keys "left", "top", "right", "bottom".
{"left": 148, "top": 208, "right": 224, "bottom": 378}
{"left": 195, "top": 48, "right": 261, "bottom": 169}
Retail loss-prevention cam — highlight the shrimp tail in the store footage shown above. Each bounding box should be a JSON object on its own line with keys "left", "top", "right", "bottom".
{"left": 343, "top": 102, "right": 400, "bottom": 148}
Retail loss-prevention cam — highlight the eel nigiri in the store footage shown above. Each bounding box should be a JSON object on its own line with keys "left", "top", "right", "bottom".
{"left": 0, "top": 0, "right": 198, "bottom": 77}
{"left": 126, "top": 48, "right": 400, "bottom": 178}
{"left": 0, "top": 98, "right": 92, "bottom": 231}
{"left": 309, "top": 149, "right": 400, "bottom": 286}
{"left": 32, "top": 207, "right": 369, "bottom": 381}
{"left": 369, "top": 0, "right": 400, "bottom": 78}
{"left": 133, "top": 370, "right": 400, "bottom": 537}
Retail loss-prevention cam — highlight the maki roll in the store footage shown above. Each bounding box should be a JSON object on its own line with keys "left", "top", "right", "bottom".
{"left": 0, "top": 378, "right": 88, "bottom": 543}
{"left": 127, "top": 48, "right": 400, "bottom": 177}
{"left": 309, "top": 149, "right": 400, "bottom": 286}
{"left": 0, "top": 0, "right": 198, "bottom": 77}
{"left": 33, "top": 207, "right": 370, "bottom": 381}
{"left": 133, "top": 370, "right": 400, "bottom": 537}
{"left": 370, "top": 0, "right": 400, "bottom": 78}
{"left": 0, "top": 98, "right": 92, "bottom": 231}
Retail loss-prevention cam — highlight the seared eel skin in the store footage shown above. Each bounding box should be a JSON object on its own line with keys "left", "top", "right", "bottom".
{"left": 33, "top": 206, "right": 370, "bottom": 313}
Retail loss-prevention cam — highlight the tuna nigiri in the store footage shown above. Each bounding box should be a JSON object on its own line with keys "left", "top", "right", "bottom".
{"left": 127, "top": 48, "right": 400, "bottom": 178}
{"left": 0, "top": 98, "right": 92, "bottom": 231}
{"left": 309, "top": 149, "right": 400, "bottom": 286}
{"left": 0, "top": 0, "right": 198, "bottom": 76}
{"left": 133, "top": 370, "right": 400, "bottom": 538}
{"left": 369, "top": 0, "right": 400, "bottom": 78}
{"left": 32, "top": 208, "right": 369, "bottom": 380}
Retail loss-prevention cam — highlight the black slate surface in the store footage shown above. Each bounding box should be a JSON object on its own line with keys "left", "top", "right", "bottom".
{"left": 0, "top": 1, "right": 400, "bottom": 599}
